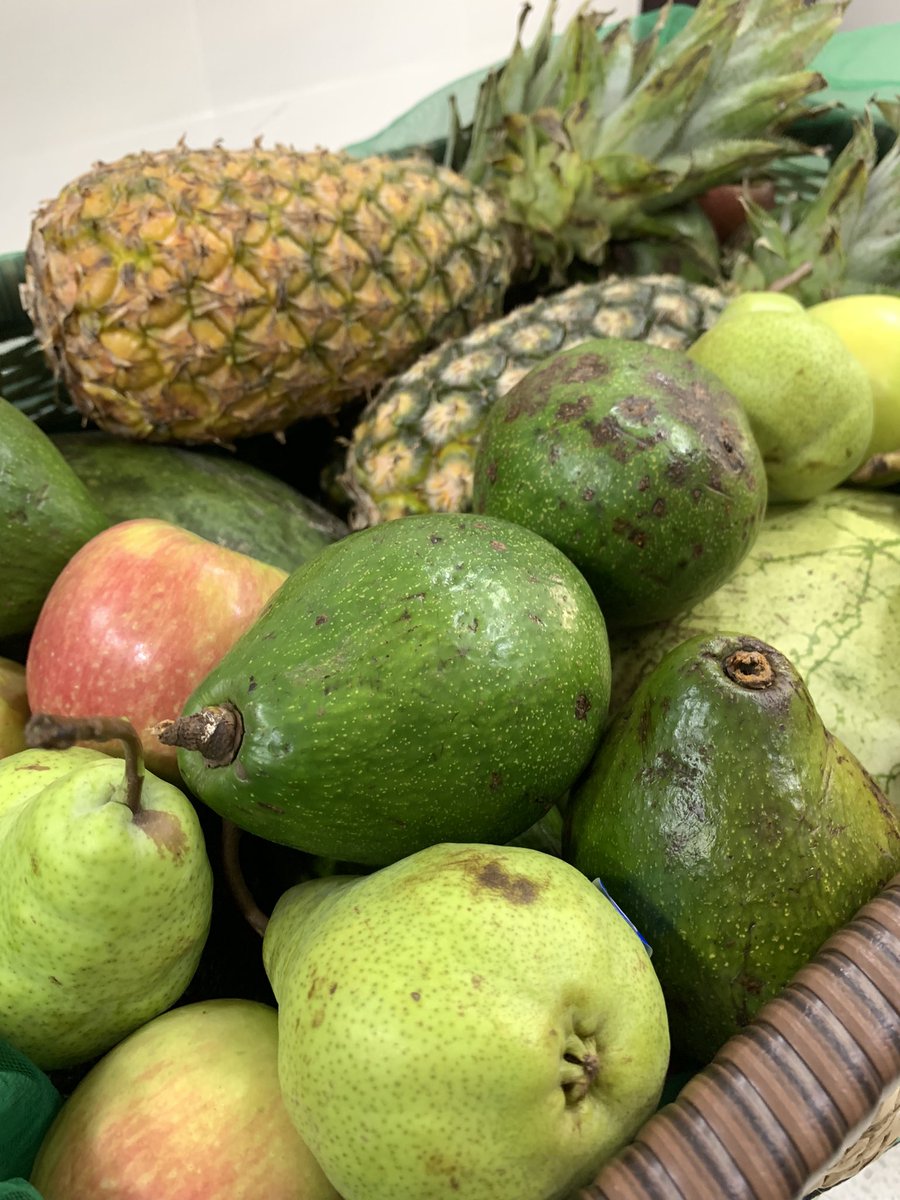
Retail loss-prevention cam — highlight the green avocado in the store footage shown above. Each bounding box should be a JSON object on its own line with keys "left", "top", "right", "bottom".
{"left": 563, "top": 632, "right": 900, "bottom": 1068}
{"left": 51, "top": 433, "right": 347, "bottom": 573}
{"left": 0, "top": 398, "right": 107, "bottom": 639}
{"left": 471, "top": 338, "right": 767, "bottom": 628}
{"left": 168, "top": 512, "right": 611, "bottom": 866}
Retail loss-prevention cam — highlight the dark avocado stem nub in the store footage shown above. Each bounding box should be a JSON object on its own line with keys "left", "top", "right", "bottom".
{"left": 724, "top": 649, "right": 775, "bottom": 690}
{"left": 221, "top": 819, "right": 269, "bottom": 938}
{"left": 152, "top": 704, "right": 243, "bottom": 767}
{"left": 24, "top": 713, "right": 145, "bottom": 814}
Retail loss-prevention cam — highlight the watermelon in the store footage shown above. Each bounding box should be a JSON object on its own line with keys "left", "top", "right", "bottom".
{"left": 609, "top": 488, "right": 900, "bottom": 804}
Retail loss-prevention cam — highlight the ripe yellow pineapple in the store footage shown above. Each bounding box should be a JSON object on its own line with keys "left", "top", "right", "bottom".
{"left": 23, "top": 0, "right": 845, "bottom": 443}
{"left": 23, "top": 149, "right": 511, "bottom": 443}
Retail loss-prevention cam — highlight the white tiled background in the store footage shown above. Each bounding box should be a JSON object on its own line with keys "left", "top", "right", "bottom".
{"left": 1, "top": 0, "right": 898, "bottom": 1194}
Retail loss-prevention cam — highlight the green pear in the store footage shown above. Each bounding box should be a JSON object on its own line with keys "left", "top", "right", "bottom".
{"left": 715, "top": 291, "right": 804, "bottom": 320}
{"left": 688, "top": 306, "right": 874, "bottom": 501}
{"left": 0, "top": 715, "right": 213, "bottom": 1070}
{"left": 0, "top": 657, "right": 29, "bottom": 759}
{"left": 263, "top": 842, "right": 670, "bottom": 1200}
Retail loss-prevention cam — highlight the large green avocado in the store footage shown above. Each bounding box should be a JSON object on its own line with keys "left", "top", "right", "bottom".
{"left": 609, "top": 488, "right": 900, "bottom": 804}
{"left": 51, "top": 433, "right": 347, "bottom": 572}
{"left": 471, "top": 338, "right": 767, "bottom": 627}
{"left": 0, "top": 398, "right": 107, "bottom": 639}
{"left": 563, "top": 633, "right": 900, "bottom": 1069}
{"left": 165, "top": 513, "right": 611, "bottom": 865}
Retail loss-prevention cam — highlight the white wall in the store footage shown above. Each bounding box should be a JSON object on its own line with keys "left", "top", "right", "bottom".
{"left": 0, "top": 0, "right": 637, "bottom": 253}
{"left": 842, "top": 0, "right": 898, "bottom": 30}
{"left": 2, "top": 0, "right": 894, "bottom": 254}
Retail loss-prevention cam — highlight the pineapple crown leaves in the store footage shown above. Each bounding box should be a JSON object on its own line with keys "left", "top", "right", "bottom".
{"left": 447, "top": 0, "right": 848, "bottom": 275}
{"left": 729, "top": 100, "right": 900, "bottom": 302}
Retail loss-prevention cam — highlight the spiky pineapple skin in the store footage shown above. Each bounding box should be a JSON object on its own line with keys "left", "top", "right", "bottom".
{"left": 343, "top": 274, "right": 730, "bottom": 527}
{"left": 23, "top": 147, "right": 511, "bottom": 443}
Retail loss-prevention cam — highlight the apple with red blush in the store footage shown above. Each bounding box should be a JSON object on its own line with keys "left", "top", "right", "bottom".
{"left": 26, "top": 519, "right": 287, "bottom": 780}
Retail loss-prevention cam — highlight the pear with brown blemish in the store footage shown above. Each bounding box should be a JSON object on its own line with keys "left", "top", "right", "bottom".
{"left": 0, "top": 715, "right": 212, "bottom": 1070}
{"left": 263, "top": 841, "right": 670, "bottom": 1200}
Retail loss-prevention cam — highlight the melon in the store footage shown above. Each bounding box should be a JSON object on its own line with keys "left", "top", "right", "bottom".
{"left": 609, "top": 488, "right": 900, "bottom": 803}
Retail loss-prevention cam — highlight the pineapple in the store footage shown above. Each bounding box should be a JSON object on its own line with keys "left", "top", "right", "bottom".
{"left": 22, "top": 0, "right": 844, "bottom": 443}
{"left": 23, "top": 150, "right": 511, "bottom": 443}
{"left": 729, "top": 101, "right": 900, "bottom": 300}
{"left": 342, "top": 273, "right": 729, "bottom": 526}
{"left": 343, "top": 105, "right": 900, "bottom": 528}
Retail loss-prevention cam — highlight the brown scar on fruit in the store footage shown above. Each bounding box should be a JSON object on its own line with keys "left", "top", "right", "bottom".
{"left": 555, "top": 395, "right": 591, "bottom": 422}
{"left": 473, "top": 858, "right": 541, "bottom": 904}
{"left": 575, "top": 693, "right": 591, "bottom": 720}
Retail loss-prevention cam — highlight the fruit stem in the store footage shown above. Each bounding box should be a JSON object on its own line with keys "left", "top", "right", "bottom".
{"left": 767, "top": 261, "right": 814, "bottom": 293}
{"left": 724, "top": 649, "right": 775, "bottom": 689}
{"left": 221, "top": 819, "right": 270, "bottom": 937}
{"left": 153, "top": 704, "right": 243, "bottom": 767}
{"left": 24, "top": 713, "right": 145, "bottom": 814}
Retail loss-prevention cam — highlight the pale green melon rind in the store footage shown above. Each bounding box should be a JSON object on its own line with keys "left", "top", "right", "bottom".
{"left": 609, "top": 488, "right": 900, "bottom": 803}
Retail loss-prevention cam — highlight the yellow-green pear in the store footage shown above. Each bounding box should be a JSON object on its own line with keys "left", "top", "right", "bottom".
{"left": 0, "top": 657, "right": 29, "bottom": 759}
{"left": 0, "top": 715, "right": 213, "bottom": 1069}
{"left": 263, "top": 842, "right": 670, "bottom": 1200}
{"left": 688, "top": 306, "right": 874, "bottom": 501}
{"left": 715, "top": 290, "right": 804, "bottom": 320}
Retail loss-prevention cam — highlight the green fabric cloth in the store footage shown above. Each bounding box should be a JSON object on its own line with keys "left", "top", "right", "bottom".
{"left": 0, "top": 1040, "right": 61, "bottom": 1195}
{"left": 344, "top": 6, "right": 900, "bottom": 161}
{"left": 0, "top": 1184, "right": 44, "bottom": 1200}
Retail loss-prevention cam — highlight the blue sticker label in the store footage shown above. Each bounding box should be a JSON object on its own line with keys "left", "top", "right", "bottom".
{"left": 592, "top": 877, "right": 653, "bottom": 958}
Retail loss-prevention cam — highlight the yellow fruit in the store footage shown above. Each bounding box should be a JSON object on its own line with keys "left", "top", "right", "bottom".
{"left": 808, "top": 293, "right": 900, "bottom": 485}
{"left": 0, "top": 658, "right": 29, "bottom": 759}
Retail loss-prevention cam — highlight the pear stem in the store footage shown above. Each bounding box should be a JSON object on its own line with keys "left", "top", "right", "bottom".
{"left": 767, "top": 260, "right": 814, "bottom": 293}
{"left": 24, "top": 713, "right": 145, "bottom": 814}
{"left": 221, "top": 819, "right": 270, "bottom": 938}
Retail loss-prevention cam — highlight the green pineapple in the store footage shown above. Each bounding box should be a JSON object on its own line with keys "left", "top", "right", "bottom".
{"left": 343, "top": 105, "right": 900, "bottom": 528}
{"left": 729, "top": 100, "right": 900, "bottom": 300}
{"left": 22, "top": 0, "right": 843, "bottom": 443}
{"left": 342, "top": 274, "right": 729, "bottom": 525}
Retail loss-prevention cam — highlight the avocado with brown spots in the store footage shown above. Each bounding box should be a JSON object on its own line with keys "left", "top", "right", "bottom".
{"left": 563, "top": 633, "right": 900, "bottom": 1068}
{"left": 167, "top": 512, "right": 611, "bottom": 865}
{"left": 471, "top": 338, "right": 767, "bottom": 628}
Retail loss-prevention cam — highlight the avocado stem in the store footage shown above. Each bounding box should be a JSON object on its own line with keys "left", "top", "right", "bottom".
{"left": 724, "top": 648, "right": 775, "bottom": 689}
{"left": 153, "top": 704, "right": 243, "bottom": 767}
{"left": 221, "top": 819, "right": 270, "bottom": 938}
{"left": 24, "top": 713, "right": 145, "bottom": 814}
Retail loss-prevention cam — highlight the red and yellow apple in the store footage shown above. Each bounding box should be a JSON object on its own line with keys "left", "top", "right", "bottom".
{"left": 30, "top": 999, "right": 341, "bottom": 1200}
{"left": 26, "top": 519, "right": 287, "bottom": 780}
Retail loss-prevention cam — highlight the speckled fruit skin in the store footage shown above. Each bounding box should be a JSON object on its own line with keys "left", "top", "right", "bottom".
{"left": 0, "top": 746, "right": 212, "bottom": 1070}
{"left": 471, "top": 338, "right": 767, "bottom": 628}
{"left": 563, "top": 634, "right": 900, "bottom": 1068}
{"left": 263, "top": 842, "right": 670, "bottom": 1200}
{"left": 31, "top": 1000, "right": 340, "bottom": 1200}
{"left": 26, "top": 518, "right": 287, "bottom": 782}
{"left": 177, "top": 513, "right": 611, "bottom": 865}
